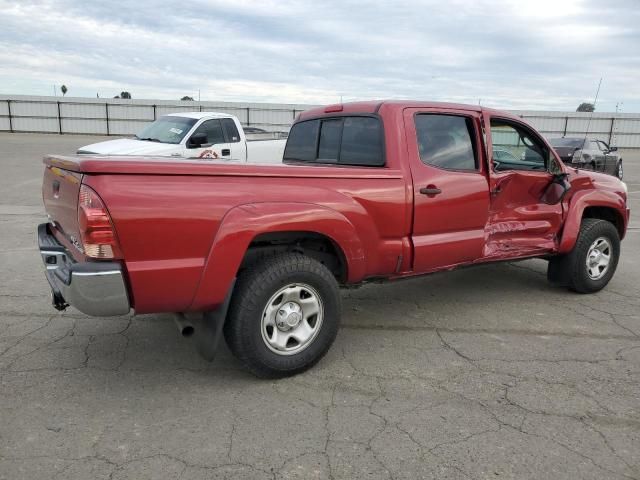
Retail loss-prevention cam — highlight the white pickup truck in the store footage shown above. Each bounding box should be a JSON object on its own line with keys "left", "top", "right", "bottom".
{"left": 77, "top": 112, "right": 286, "bottom": 163}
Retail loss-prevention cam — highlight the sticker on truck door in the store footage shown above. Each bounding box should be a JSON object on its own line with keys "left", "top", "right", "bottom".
{"left": 198, "top": 150, "right": 219, "bottom": 159}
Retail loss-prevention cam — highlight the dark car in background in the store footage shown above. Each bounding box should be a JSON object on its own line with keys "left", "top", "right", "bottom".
{"left": 548, "top": 137, "right": 623, "bottom": 180}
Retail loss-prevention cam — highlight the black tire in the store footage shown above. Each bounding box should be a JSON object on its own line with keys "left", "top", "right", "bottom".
{"left": 615, "top": 160, "right": 623, "bottom": 180}
{"left": 547, "top": 218, "right": 620, "bottom": 293}
{"left": 224, "top": 253, "right": 341, "bottom": 378}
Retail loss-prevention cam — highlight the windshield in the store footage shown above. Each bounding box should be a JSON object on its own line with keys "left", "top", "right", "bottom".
{"left": 135, "top": 116, "right": 197, "bottom": 144}
{"left": 548, "top": 137, "right": 584, "bottom": 148}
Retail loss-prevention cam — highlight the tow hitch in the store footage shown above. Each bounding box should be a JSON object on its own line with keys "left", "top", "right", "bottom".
{"left": 51, "top": 290, "right": 69, "bottom": 311}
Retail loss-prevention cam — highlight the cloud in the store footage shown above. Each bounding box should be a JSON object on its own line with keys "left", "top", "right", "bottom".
{"left": 0, "top": 0, "right": 639, "bottom": 111}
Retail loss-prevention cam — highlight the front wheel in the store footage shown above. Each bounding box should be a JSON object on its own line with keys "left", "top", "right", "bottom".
{"left": 547, "top": 218, "right": 620, "bottom": 293}
{"left": 615, "top": 160, "right": 623, "bottom": 180}
{"left": 224, "top": 253, "right": 341, "bottom": 378}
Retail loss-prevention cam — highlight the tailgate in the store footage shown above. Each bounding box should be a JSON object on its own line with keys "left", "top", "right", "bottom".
{"left": 42, "top": 164, "right": 82, "bottom": 251}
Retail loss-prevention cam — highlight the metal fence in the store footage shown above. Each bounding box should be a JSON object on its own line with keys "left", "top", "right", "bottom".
{"left": 1, "top": 95, "right": 639, "bottom": 148}
{"left": 0, "top": 95, "right": 314, "bottom": 136}
{"left": 511, "top": 111, "right": 640, "bottom": 149}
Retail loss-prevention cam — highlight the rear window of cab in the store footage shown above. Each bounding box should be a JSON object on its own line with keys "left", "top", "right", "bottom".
{"left": 284, "top": 116, "right": 384, "bottom": 167}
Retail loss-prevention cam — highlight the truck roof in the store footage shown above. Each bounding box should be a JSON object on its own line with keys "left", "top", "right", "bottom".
{"left": 297, "top": 100, "right": 524, "bottom": 124}
{"left": 166, "top": 112, "right": 235, "bottom": 120}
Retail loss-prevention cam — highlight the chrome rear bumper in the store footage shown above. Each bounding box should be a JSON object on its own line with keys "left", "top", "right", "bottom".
{"left": 38, "top": 223, "right": 130, "bottom": 316}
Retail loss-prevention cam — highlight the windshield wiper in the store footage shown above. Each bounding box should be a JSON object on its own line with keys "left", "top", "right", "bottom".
{"left": 136, "top": 137, "right": 162, "bottom": 142}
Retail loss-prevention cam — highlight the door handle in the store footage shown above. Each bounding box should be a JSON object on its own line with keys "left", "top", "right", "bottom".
{"left": 221, "top": 149, "right": 230, "bottom": 156}
{"left": 419, "top": 186, "right": 442, "bottom": 196}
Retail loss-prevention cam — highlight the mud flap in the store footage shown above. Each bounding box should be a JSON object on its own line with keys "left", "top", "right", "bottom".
{"left": 547, "top": 255, "right": 572, "bottom": 287}
{"left": 195, "top": 279, "right": 236, "bottom": 361}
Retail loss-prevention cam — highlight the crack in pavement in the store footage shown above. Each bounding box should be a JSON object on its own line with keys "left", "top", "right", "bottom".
{"left": 341, "top": 323, "right": 640, "bottom": 340}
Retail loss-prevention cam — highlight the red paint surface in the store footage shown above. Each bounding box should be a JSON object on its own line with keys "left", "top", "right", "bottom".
{"left": 42, "top": 102, "right": 629, "bottom": 314}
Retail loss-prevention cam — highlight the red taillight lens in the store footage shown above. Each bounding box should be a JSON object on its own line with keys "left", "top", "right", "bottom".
{"left": 78, "top": 184, "right": 122, "bottom": 259}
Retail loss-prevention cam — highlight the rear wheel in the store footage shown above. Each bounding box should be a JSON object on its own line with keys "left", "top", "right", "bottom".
{"left": 224, "top": 253, "right": 341, "bottom": 378}
{"left": 547, "top": 218, "right": 620, "bottom": 293}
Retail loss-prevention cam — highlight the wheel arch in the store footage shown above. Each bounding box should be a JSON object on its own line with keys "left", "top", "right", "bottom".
{"left": 582, "top": 206, "right": 625, "bottom": 237}
{"left": 189, "top": 202, "right": 366, "bottom": 311}
{"left": 241, "top": 230, "right": 349, "bottom": 283}
{"left": 558, "top": 190, "right": 627, "bottom": 253}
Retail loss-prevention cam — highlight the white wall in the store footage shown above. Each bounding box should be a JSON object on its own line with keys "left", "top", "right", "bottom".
{"left": 1, "top": 95, "right": 638, "bottom": 148}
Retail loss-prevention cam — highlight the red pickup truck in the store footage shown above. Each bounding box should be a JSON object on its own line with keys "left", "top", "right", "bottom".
{"left": 39, "top": 101, "right": 630, "bottom": 377}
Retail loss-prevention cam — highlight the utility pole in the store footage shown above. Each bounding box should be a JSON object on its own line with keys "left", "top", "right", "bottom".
{"left": 198, "top": 89, "right": 201, "bottom": 101}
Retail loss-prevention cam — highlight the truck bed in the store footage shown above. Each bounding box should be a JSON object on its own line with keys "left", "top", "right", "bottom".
{"left": 42, "top": 154, "right": 409, "bottom": 314}
{"left": 44, "top": 154, "right": 402, "bottom": 178}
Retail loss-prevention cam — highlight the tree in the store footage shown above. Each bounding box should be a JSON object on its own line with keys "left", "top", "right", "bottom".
{"left": 577, "top": 102, "right": 595, "bottom": 112}
{"left": 181, "top": 96, "right": 194, "bottom": 101}
{"left": 120, "top": 91, "right": 132, "bottom": 99}
{"left": 60, "top": 85, "right": 67, "bottom": 96}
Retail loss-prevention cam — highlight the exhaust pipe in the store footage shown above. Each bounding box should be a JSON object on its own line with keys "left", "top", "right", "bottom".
{"left": 174, "top": 313, "right": 195, "bottom": 337}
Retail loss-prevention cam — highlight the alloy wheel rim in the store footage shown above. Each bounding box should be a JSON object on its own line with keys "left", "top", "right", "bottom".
{"left": 261, "top": 283, "right": 324, "bottom": 356}
{"left": 585, "top": 237, "right": 612, "bottom": 280}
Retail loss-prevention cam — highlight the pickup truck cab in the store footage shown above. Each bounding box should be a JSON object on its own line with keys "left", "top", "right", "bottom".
{"left": 77, "top": 112, "right": 286, "bottom": 163}
{"left": 39, "top": 100, "right": 630, "bottom": 378}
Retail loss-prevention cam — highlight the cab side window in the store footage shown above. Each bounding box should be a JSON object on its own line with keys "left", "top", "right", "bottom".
{"left": 191, "top": 119, "right": 225, "bottom": 145}
{"left": 415, "top": 114, "right": 477, "bottom": 170}
{"left": 490, "top": 119, "right": 547, "bottom": 172}
{"left": 221, "top": 118, "right": 241, "bottom": 143}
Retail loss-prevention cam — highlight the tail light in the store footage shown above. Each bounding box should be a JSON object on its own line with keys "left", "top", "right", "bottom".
{"left": 77, "top": 184, "right": 122, "bottom": 259}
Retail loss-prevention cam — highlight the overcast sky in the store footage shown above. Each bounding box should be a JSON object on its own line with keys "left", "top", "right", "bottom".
{"left": 1, "top": 0, "right": 639, "bottom": 111}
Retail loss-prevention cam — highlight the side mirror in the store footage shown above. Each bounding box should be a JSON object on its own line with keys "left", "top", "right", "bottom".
{"left": 188, "top": 132, "right": 208, "bottom": 148}
{"left": 608, "top": 146, "right": 618, "bottom": 152}
{"left": 547, "top": 156, "right": 563, "bottom": 176}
